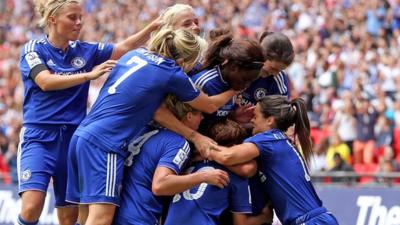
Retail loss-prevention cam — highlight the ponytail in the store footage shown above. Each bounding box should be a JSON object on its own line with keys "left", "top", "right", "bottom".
{"left": 258, "top": 96, "right": 313, "bottom": 165}
{"left": 291, "top": 98, "right": 312, "bottom": 165}
{"left": 148, "top": 28, "right": 206, "bottom": 72}
{"left": 201, "top": 34, "right": 233, "bottom": 69}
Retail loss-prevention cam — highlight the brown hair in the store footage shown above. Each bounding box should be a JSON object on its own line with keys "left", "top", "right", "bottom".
{"left": 259, "top": 31, "right": 294, "bottom": 66}
{"left": 258, "top": 95, "right": 312, "bottom": 165}
{"left": 202, "top": 34, "right": 265, "bottom": 70}
{"left": 206, "top": 120, "right": 247, "bottom": 147}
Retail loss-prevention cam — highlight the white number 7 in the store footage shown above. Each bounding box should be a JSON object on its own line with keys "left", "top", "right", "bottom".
{"left": 108, "top": 55, "right": 148, "bottom": 94}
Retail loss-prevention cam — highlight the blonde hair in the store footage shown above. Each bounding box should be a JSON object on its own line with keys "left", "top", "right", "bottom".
{"left": 165, "top": 94, "right": 199, "bottom": 120}
{"left": 159, "top": 4, "right": 195, "bottom": 30}
{"left": 148, "top": 28, "right": 206, "bottom": 72}
{"left": 34, "top": 0, "right": 81, "bottom": 29}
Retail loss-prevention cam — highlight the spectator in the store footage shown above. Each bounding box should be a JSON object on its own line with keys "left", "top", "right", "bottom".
{"left": 326, "top": 133, "right": 351, "bottom": 170}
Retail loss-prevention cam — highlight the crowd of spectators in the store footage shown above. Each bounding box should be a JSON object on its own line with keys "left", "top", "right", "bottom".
{"left": 0, "top": 0, "right": 400, "bottom": 185}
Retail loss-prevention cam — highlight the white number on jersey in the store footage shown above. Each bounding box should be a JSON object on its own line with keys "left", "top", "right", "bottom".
{"left": 108, "top": 56, "right": 147, "bottom": 94}
{"left": 286, "top": 140, "right": 311, "bottom": 181}
{"left": 125, "top": 130, "right": 159, "bottom": 167}
{"left": 172, "top": 166, "right": 215, "bottom": 202}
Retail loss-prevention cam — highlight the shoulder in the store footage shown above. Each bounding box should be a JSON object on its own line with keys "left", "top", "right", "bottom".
{"left": 246, "top": 129, "right": 287, "bottom": 144}
{"left": 21, "top": 38, "right": 46, "bottom": 56}
{"left": 69, "top": 40, "right": 104, "bottom": 51}
{"left": 192, "top": 67, "right": 219, "bottom": 89}
{"left": 155, "top": 130, "right": 188, "bottom": 146}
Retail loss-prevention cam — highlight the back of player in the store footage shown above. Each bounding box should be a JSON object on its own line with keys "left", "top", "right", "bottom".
{"left": 75, "top": 47, "right": 198, "bottom": 156}
{"left": 164, "top": 161, "right": 252, "bottom": 225}
{"left": 113, "top": 129, "right": 191, "bottom": 225}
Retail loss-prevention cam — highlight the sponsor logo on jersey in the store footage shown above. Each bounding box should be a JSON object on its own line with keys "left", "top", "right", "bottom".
{"left": 71, "top": 57, "right": 86, "bottom": 69}
{"left": 254, "top": 88, "right": 267, "bottom": 100}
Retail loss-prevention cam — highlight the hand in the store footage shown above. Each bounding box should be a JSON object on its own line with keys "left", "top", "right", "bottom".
{"left": 147, "top": 15, "right": 165, "bottom": 31}
{"left": 261, "top": 204, "right": 274, "bottom": 224}
{"left": 88, "top": 60, "right": 117, "bottom": 80}
{"left": 200, "top": 169, "right": 230, "bottom": 188}
{"left": 191, "top": 132, "right": 218, "bottom": 159}
{"left": 233, "top": 104, "right": 255, "bottom": 123}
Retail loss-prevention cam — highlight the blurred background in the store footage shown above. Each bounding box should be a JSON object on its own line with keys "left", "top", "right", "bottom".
{"left": 0, "top": 0, "right": 399, "bottom": 224}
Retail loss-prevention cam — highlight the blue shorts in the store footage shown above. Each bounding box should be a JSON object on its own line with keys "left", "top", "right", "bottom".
{"left": 293, "top": 207, "right": 339, "bottom": 225}
{"left": 66, "top": 135, "right": 124, "bottom": 206}
{"left": 18, "top": 124, "right": 77, "bottom": 207}
{"left": 305, "top": 213, "right": 338, "bottom": 225}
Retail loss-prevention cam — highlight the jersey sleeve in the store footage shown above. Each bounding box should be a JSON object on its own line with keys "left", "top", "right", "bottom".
{"left": 158, "top": 136, "right": 191, "bottom": 174}
{"left": 229, "top": 173, "right": 252, "bottom": 213}
{"left": 20, "top": 40, "right": 47, "bottom": 80}
{"left": 166, "top": 69, "right": 200, "bottom": 103}
{"left": 91, "top": 42, "right": 114, "bottom": 65}
{"left": 244, "top": 134, "right": 273, "bottom": 160}
{"left": 272, "top": 71, "right": 289, "bottom": 96}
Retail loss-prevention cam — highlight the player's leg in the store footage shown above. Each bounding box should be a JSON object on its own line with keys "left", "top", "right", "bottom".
{"left": 18, "top": 191, "right": 46, "bottom": 224}
{"left": 57, "top": 207, "right": 79, "bottom": 225}
{"left": 77, "top": 205, "right": 89, "bottom": 225}
{"left": 85, "top": 204, "right": 117, "bottom": 225}
{"left": 54, "top": 126, "right": 79, "bottom": 225}
{"left": 73, "top": 138, "right": 124, "bottom": 225}
{"left": 17, "top": 127, "right": 55, "bottom": 224}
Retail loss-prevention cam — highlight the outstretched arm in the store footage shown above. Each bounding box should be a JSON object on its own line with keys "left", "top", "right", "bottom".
{"left": 110, "top": 17, "right": 163, "bottom": 60}
{"left": 34, "top": 60, "right": 116, "bottom": 91}
{"left": 208, "top": 143, "right": 260, "bottom": 166}
{"left": 187, "top": 91, "right": 238, "bottom": 114}
{"left": 226, "top": 160, "right": 257, "bottom": 178}
{"left": 152, "top": 167, "right": 230, "bottom": 196}
{"left": 154, "top": 103, "right": 217, "bottom": 157}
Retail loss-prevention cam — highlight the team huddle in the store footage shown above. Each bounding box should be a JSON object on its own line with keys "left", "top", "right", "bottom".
{"left": 17, "top": 0, "right": 339, "bottom": 225}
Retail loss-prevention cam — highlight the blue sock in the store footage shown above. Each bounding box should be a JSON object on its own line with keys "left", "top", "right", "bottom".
{"left": 17, "top": 215, "right": 38, "bottom": 225}
{"left": 75, "top": 223, "right": 81, "bottom": 225}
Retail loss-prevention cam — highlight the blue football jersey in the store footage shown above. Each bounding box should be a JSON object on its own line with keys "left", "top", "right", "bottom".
{"left": 114, "top": 129, "right": 191, "bottom": 225}
{"left": 19, "top": 37, "right": 113, "bottom": 125}
{"left": 248, "top": 170, "right": 270, "bottom": 215}
{"left": 240, "top": 71, "right": 289, "bottom": 106}
{"left": 75, "top": 48, "right": 200, "bottom": 155}
{"left": 191, "top": 66, "right": 235, "bottom": 123}
{"left": 244, "top": 129, "right": 322, "bottom": 224}
{"left": 165, "top": 161, "right": 252, "bottom": 225}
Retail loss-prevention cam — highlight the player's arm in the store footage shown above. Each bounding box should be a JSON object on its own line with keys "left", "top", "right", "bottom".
{"left": 209, "top": 143, "right": 260, "bottom": 166}
{"left": 187, "top": 90, "right": 238, "bottom": 114}
{"left": 110, "top": 17, "right": 162, "bottom": 60}
{"left": 154, "top": 103, "right": 217, "bottom": 157}
{"left": 152, "top": 167, "right": 230, "bottom": 196}
{"left": 232, "top": 212, "right": 272, "bottom": 225}
{"left": 226, "top": 160, "right": 257, "bottom": 178}
{"left": 33, "top": 60, "right": 116, "bottom": 91}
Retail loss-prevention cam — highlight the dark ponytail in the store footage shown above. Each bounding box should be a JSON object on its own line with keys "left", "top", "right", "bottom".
{"left": 258, "top": 96, "right": 313, "bottom": 165}
{"left": 208, "top": 27, "right": 232, "bottom": 42}
{"left": 290, "top": 98, "right": 312, "bottom": 165}
{"left": 201, "top": 34, "right": 233, "bottom": 69}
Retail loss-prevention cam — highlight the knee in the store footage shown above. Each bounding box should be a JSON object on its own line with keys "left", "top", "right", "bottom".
{"left": 20, "top": 202, "right": 42, "bottom": 222}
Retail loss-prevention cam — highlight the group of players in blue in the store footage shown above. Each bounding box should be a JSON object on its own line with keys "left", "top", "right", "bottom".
{"left": 17, "top": 1, "right": 339, "bottom": 225}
